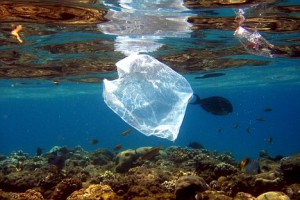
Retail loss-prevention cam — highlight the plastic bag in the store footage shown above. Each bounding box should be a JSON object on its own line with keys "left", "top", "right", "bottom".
{"left": 234, "top": 26, "right": 274, "bottom": 57}
{"left": 103, "top": 54, "right": 193, "bottom": 141}
{"left": 114, "top": 36, "right": 163, "bottom": 56}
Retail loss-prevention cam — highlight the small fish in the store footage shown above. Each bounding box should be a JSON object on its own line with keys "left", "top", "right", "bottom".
{"left": 53, "top": 80, "right": 59, "bottom": 85}
{"left": 240, "top": 158, "right": 260, "bottom": 174}
{"left": 47, "top": 151, "right": 65, "bottom": 169}
{"left": 246, "top": 127, "right": 252, "bottom": 134}
{"left": 240, "top": 157, "right": 249, "bottom": 171}
{"left": 194, "top": 72, "right": 225, "bottom": 79}
{"left": 256, "top": 117, "right": 265, "bottom": 122}
{"left": 89, "top": 139, "right": 99, "bottom": 145}
{"left": 140, "top": 146, "right": 163, "bottom": 160}
{"left": 12, "top": 82, "right": 33, "bottom": 86}
{"left": 232, "top": 123, "right": 239, "bottom": 129}
{"left": 121, "top": 128, "right": 132, "bottom": 137}
{"left": 188, "top": 142, "right": 204, "bottom": 149}
{"left": 217, "top": 128, "right": 222, "bottom": 133}
{"left": 36, "top": 147, "right": 43, "bottom": 156}
{"left": 114, "top": 144, "right": 122, "bottom": 151}
{"left": 11, "top": 25, "right": 23, "bottom": 43}
{"left": 265, "top": 137, "right": 273, "bottom": 144}
{"left": 264, "top": 108, "right": 272, "bottom": 112}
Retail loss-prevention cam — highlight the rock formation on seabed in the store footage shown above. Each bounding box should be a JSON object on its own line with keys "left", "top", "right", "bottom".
{"left": 0, "top": 146, "right": 299, "bottom": 199}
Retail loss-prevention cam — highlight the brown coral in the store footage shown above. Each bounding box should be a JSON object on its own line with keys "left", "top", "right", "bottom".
{"left": 50, "top": 178, "right": 82, "bottom": 200}
{"left": 0, "top": 189, "right": 44, "bottom": 200}
{"left": 175, "top": 176, "right": 209, "bottom": 200}
{"left": 280, "top": 154, "right": 300, "bottom": 183}
{"left": 67, "top": 184, "right": 122, "bottom": 200}
{"left": 0, "top": 146, "right": 297, "bottom": 199}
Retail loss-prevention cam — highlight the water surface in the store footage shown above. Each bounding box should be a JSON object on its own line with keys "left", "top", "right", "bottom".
{"left": 0, "top": 0, "right": 300, "bottom": 160}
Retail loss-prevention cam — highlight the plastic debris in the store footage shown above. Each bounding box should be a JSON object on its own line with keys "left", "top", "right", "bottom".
{"left": 234, "top": 9, "right": 245, "bottom": 27}
{"left": 98, "top": 0, "right": 193, "bottom": 56}
{"left": 114, "top": 36, "right": 163, "bottom": 56}
{"left": 103, "top": 54, "right": 193, "bottom": 141}
{"left": 233, "top": 9, "right": 274, "bottom": 57}
{"left": 234, "top": 26, "right": 274, "bottom": 57}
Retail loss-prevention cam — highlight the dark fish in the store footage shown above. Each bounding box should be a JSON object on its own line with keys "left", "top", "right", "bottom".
{"left": 47, "top": 151, "right": 65, "bottom": 169}
{"left": 121, "top": 128, "right": 132, "bottom": 137}
{"left": 190, "top": 94, "right": 233, "bottom": 115}
{"left": 246, "top": 127, "right": 252, "bottom": 134}
{"left": 256, "top": 117, "right": 265, "bottom": 122}
{"left": 89, "top": 139, "right": 99, "bottom": 145}
{"left": 195, "top": 72, "right": 225, "bottom": 79}
{"left": 140, "top": 146, "right": 163, "bottom": 160}
{"left": 114, "top": 144, "right": 122, "bottom": 151}
{"left": 265, "top": 137, "right": 273, "bottom": 144}
{"left": 188, "top": 142, "right": 204, "bottom": 149}
{"left": 232, "top": 124, "right": 239, "bottom": 129}
{"left": 13, "top": 82, "right": 41, "bottom": 86}
{"left": 264, "top": 108, "right": 272, "bottom": 112}
{"left": 36, "top": 147, "right": 43, "bottom": 156}
{"left": 217, "top": 128, "right": 222, "bottom": 133}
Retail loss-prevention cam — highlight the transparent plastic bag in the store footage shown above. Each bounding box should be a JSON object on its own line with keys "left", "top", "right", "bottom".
{"left": 234, "top": 26, "right": 274, "bottom": 57}
{"left": 103, "top": 54, "right": 193, "bottom": 141}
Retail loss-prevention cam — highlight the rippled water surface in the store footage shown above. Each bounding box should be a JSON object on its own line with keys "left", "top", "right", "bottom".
{"left": 0, "top": 0, "right": 300, "bottom": 159}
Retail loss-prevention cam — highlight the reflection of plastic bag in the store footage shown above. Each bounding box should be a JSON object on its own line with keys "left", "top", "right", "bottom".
{"left": 234, "top": 26, "right": 274, "bottom": 57}
{"left": 114, "top": 36, "right": 163, "bottom": 56}
{"left": 103, "top": 54, "right": 193, "bottom": 141}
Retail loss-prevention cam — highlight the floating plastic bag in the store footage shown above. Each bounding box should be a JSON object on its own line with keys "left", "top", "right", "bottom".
{"left": 233, "top": 8, "right": 274, "bottom": 58}
{"left": 103, "top": 54, "right": 193, "bottom": 141}
{"left": 234, "top": 26, "right": 274, "bottom": 57}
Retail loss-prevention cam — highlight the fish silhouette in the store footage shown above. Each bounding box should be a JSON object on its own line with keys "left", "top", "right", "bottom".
{"left": 121, "top": 128, "right": 132, "bottom": 137}
{"left": 264, "top": 107, "right": 272, "bottom": 112}
{"left": 114, "top": 144, "right": 122, "bottom": 151}
{"left": 195, "top": 72, "right": 225, "bottom": 79}
{"left": 190, "top": 94, "right": 233, "bottom": 115}
{"left": 89, "top": 139, "right": 99, "bottom": 145}
{"left": 188, "top": 142, "right": 204, "bottom": 149}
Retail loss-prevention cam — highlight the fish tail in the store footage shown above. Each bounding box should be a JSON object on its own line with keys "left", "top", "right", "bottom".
{"left": 190, "top": 94, "right": 201, "bottom": 104}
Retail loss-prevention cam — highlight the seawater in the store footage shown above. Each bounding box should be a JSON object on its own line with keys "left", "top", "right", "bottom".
{"left": 1, "top": 58, "right": 300, "bottom": 161}
{"left": 1, "top": 0, "right": 300, "bottom": 162}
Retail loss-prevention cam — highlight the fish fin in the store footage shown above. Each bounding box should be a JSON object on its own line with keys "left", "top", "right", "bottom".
{"left": 189, "top": 94, "right": 201, "bottom": 105}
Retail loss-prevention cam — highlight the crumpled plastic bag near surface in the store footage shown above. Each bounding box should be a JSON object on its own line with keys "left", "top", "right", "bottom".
{"left": 234, "top": 26, "right": 274, "bottom": 58}
{"left": 103, "top": 54, "right": 193, "bottom": 141}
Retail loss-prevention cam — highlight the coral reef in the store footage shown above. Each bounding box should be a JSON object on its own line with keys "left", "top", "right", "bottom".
{"left": 0, "top": 189, "right": 44, "bottom": 200}
{"left": 197, "top": 190, "right": 233, "bottom": 200}
{"left": 115, "top": 146, "right": 164, "bottom": 173}
{"left": 280, "top": 154, "right": 300, "bottom": 183}
{"left": 67, "top": 184, "right": 121, "bottom": 200}
{"left": 0, "top": 146, "right": 299, "bottom": 199}
{"left": 49, "top": 178, "right": 82, "bottom": 199}
{"left": 284, "top": 183, "right": 300, "bottom": 200}
{"left": 256, "top": 191, "right": 290, "bottom": 200}
{"left": 175, "top": 175, "right": 209, "bottom": 200}
{"left": 115, "top": 149, "right": 139, "bottom": 173}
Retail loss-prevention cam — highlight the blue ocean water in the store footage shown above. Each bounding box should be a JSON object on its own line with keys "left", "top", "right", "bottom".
{"left": 0, "top": 0, "right": 300, "bottom": 162}
{"left": 1, "top": 57, "right": 300, "bottom": 161}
